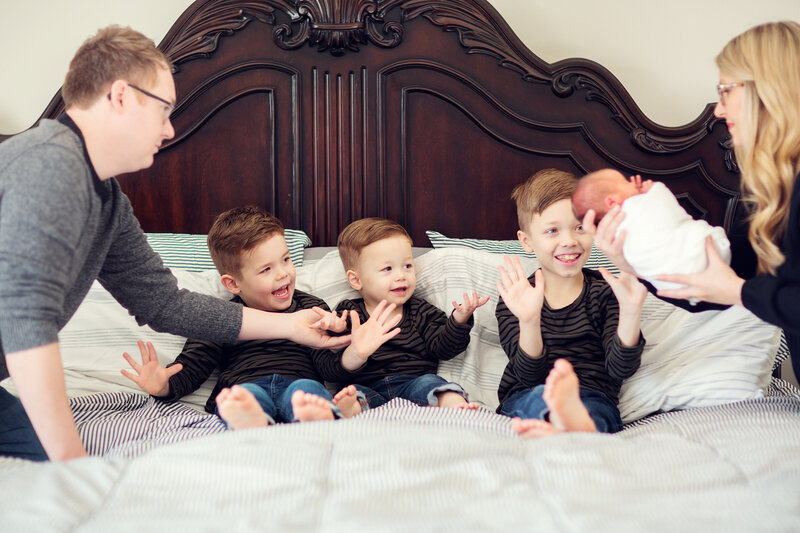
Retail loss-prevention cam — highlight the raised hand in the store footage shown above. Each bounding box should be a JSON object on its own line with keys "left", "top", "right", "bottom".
{"left": 582, "top": 206, "right": 636, "bottom": 275}
{"left": 599, "top": 267, "right": 647, "bottom": 312}
{"left": 341, "top": 300, "right": 401, "bottom": 370}
{"left": 121, "top": 340, "right": 182, "bottom": 397}
{"left": 310, "top": 307, "right": 349, "bottom": 333}
{"left": 452, "top": 291, "right": 490, "bottom": 324}
{"left": 497, "top": 255, "right": 544, "bottom": 325}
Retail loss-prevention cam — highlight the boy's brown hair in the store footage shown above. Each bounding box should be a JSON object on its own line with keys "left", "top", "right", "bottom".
{"left": 207, "top": 206, "right": 285, "bottom": 277}
{"left": 511, "top": 168, "right": 578, "bottom": 230}
{"left": 62, "top": 25, "right": 172, "bottom": 109}
{"left": 337, "top": 218, "right": 412, "bottom": 271}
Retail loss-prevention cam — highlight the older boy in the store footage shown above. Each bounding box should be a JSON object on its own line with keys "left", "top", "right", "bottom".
{"left": 122, "top": 206, "right": 361, "bottom": 427}
{"left": 0, "top": 27, "right": 346, "bottom": 461}
{"left": 313, "top": 218, "right": 488, "bottom": 409}
{"left": 495, "top": 169, "right": 647, "bottom": 436}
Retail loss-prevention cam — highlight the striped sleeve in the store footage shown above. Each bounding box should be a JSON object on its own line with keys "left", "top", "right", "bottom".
{"left": 598, "top": 289, "right": 644, "bottom": 381}
{"left": 416, "top": 299, "right": 473, "bottom": 362}
{"left": 495, "top": 293, "right": 549, "bottom": 404}
{"left": 162, "top": 338, "right": 225, "bottom": 402}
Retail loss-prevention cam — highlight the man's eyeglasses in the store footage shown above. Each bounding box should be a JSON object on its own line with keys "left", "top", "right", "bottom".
{"left": 107, "top": 83, "right": 175, "bottom": 122}
{"left": 716, "top": 81, "right": 747, "bottom": 105}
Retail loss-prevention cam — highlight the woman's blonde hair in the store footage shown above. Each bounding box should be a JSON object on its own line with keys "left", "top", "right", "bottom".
{"left": 716, "top": 21, "right": 800, "bottom": 275}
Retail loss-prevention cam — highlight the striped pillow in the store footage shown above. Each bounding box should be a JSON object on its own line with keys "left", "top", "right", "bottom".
{"left": 425, "top": 230, "right": 617, "bottom": 273}
{"left": 145, "top": 229, "right": 312, "bottom": 272}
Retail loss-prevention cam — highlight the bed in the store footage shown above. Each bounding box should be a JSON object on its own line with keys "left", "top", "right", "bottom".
{"left": 1, "top": 0, "right": 799, "bottom": 530}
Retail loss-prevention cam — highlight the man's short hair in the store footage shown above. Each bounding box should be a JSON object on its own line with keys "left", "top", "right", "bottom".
{"left": 510, "top": 168, "right": 578, "bottom": 230}
{"left": 337, "top": 218, "right": 412, "bottom": 271}
{"left": 62, "top": 25, "right": 172, "bottom": 109}
{"left": 207, "top": 206, "right": 285, "bottom": 277}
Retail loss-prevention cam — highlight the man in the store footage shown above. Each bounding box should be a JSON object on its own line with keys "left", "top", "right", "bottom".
{"left": 0, "top": 26, "right": 348, "bottom": 461}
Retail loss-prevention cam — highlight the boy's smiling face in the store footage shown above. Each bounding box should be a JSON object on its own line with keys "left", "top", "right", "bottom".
{"left": 518, "top": 198, "right": 592, "bottom": 280}
{"left": 222, "top": 233, "right": 296, "bottom": 312}
{"left": 347, "top": 235, "right": 416, "bottom": 310}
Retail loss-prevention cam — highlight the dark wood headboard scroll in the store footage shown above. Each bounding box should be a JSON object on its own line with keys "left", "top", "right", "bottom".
{"left": 26, "top": 0, "right": 744, "bottom": 250}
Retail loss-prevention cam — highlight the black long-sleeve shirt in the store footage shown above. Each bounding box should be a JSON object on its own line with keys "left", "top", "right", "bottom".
{"left": 741, "top": 175, "right": 800, "bottom": 376}
{"left": 495, "top": 268, "right": 644, "bottom": 408}
{"left": 161, "top": 290, "right": 326, "bottom": 413}
{"left": 312, "top": 296, "right": 473, "bottom": 389}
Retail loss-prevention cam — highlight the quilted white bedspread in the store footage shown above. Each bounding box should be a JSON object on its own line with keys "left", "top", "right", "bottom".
{"left": 1, "top": 389, "right": 799, "bottom": 532}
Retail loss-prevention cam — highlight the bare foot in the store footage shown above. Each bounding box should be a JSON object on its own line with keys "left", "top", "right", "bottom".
{"left": 511, "top": 417, "right": 562, "bottom": 438}
{"left": 436, "top": 391, "right": 475, "bottom": 409}
{"left": 543, "top": 359, "right": 596, "bottom": 432}
{"left": 216, "top": 385, "right": 271, "bottom": 429}
{"left": 291, "top": 390, "right": 335, "bottom": 422}
{"left": 333, "top": 385, "right": 362, "bottom": 418}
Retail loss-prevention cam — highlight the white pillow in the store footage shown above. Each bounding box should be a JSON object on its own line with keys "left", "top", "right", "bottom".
{"left": 618, "top": 297, "right": 780, "bottom": 422}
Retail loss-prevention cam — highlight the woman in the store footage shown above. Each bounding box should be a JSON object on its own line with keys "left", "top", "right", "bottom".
{"left": 584, "top": 21, "right": 800, "bottom": 378}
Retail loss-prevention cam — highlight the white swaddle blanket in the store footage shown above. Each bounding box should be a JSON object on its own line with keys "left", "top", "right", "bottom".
{"left": 618, "top": 182, "right": 731, "bottom": 290}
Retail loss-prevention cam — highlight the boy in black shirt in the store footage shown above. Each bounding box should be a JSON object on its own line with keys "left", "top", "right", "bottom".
{"left": 122, "top": 206, "right": 360, "bottom": 427}
{"left": 313, "top": 218, "right": 488, "bottom": 408}
{"left": 495, "top": 169, "right": 647, "bottom": 435}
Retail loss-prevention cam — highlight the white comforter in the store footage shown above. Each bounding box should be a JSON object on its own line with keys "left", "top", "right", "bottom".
{"left": 1, "top": 387, "right": 799, "bottom": 532}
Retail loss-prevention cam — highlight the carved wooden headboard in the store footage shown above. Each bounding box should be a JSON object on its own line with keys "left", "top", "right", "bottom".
{"left": 34, "top": 0, "right": 744, "bottom": 252}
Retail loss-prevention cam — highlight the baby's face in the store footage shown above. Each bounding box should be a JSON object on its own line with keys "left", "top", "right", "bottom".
{"left": 350, "top": 235, "right": 416, "bottom": 310}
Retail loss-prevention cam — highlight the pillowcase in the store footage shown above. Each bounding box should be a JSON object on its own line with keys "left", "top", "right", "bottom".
{"left": 145, "top": 229, "right": 311, "bottom": 271}
{"left": 617, "top": 297, "right": 780, "bottom": 422}
{"left": 425, "top": 230, "right": 618, "bottom": 273}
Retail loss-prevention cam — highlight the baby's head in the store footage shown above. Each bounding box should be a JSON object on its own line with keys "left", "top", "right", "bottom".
{"left": 512, "top": 168, "right": 592, "bottom": 278}
{"left": 207, "top": 205, "right": 296, "bottom": 312}
{"left": 338, "top": 218, "right": 415, "bottom": 309}
{"left": 571, "top": 168, "right": 639, "bottom": 221}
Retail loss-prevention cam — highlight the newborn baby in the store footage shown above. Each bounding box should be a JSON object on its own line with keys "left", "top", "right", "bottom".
{"left": 572, "top": 168, "right": 731, "bottom": 291}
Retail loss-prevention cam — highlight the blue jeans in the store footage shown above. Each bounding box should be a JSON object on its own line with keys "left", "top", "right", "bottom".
{"left": 499, "top": 384, "right": 623, "bottom": 434}
{"left": 355, "top": 374, "right": 468, "bottom": 409}
{"left": 223, "top": 375, "right": 341, "bottom": 424}
{"left": 0, "top": 387, "right": 48, "bottom": 461}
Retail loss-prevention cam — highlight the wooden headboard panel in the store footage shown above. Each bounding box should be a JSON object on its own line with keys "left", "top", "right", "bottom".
{"left": 36, "top": 0, "right": 743, "bottom": 249}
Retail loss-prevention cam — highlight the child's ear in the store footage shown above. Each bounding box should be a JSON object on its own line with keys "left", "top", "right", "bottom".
{"left": 517, "top": 230, "right": 535, "bottom": 254}
{"left": 346, "top": 269, "right": 362, "bottom": 291}
{"left": 604, "top": 195, "right": 621, "bottom": 209}
{"left": 220, "top": 274, "right": 241, "bottom": 295}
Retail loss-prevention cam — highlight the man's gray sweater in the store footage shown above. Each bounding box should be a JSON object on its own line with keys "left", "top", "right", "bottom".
{"left": 0, "top": 116, "right": 242, "bottom": 380}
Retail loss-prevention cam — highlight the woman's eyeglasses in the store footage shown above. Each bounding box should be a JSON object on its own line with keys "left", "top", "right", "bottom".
{"left": 716, "top": 81, "right": 746, "bottom": 105}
